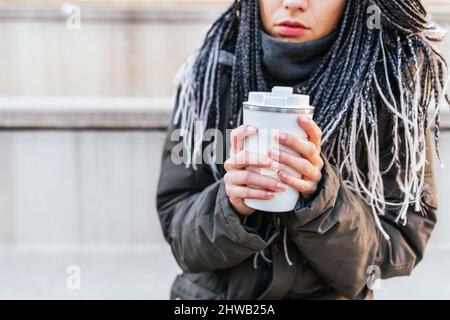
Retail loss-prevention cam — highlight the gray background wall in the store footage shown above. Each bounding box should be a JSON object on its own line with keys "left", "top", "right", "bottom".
{"left": 0, "top": 0, "right": 449, "bottom": 299}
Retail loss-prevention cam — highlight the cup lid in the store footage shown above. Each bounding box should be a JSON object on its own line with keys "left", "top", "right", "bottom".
{"left": 244, "top": 86, "right": 313, "bottom": 114}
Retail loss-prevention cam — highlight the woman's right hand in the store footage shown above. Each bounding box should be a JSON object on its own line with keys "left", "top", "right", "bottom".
{"left": 223, "top": 125, "right": 288, "bottom": 216}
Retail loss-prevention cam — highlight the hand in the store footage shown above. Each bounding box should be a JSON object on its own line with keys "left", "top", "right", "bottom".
{"left": 268, "top": 116, "right": 324, "bottom": 201}
{"left": 224, "top": 124, "right": 287, "bottom": 216}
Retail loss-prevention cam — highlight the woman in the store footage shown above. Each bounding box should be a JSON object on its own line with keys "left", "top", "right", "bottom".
{"left": 157, "top": 0, "right": 448, "bottom": 300}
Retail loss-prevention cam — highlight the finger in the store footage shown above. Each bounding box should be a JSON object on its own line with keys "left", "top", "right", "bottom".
{"left": 224, "top": 151, "right": 284, "bottom": 172}
{"left": 297, "top": 116, "right": 323, "bottom": 150}
{"left": 230, "top": 125, "right": 258, "bottom": 154}
{"left": 275, "top": 132, "right": 320, "bottom": 164}
{"left": 227, "top": 185, "right": 275, "bottom": 200}
{"left": 278, "top": 170, "right": 318, "bottom": 194}
{"left": 268, "top": 149, "right": 322, "bottom": 182}
{"left": 224, "top": 170, "right": 288, "bottom": 192}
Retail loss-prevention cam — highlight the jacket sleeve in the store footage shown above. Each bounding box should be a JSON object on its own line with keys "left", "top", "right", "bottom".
{"left": 156, "top": 90, "right": 275, "bottom": 273}
{"left": 279, "top": 128, "right": 438, "bottom": 299}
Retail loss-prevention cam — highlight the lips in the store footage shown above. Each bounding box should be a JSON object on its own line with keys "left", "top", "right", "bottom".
{"left": 275, "top": 20, "right": 309, "bottom": 37}
{"left": 277, "top": 20, "right": 307, "bottom": 28}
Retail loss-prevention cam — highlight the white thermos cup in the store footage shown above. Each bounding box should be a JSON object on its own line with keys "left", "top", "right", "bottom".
{"left": 243, "top": 86, "right": 314, "bottom": 212}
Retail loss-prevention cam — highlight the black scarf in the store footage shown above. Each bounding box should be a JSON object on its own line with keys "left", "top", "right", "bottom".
{"left": 260, "top": 29, "right": 338, "bottom": 88}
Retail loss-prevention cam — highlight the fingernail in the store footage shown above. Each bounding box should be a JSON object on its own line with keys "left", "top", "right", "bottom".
{"left": 270, "top": 161, "right": 283, "bottom": 171}
{"left": 269, "top": 149, "right": 280, "bottom": 159}
{"left": 266, "top": 192, "right": 275, "bottom": 198}
{"left": 276, "top": 132, "right": 287, "bottom": 142}
{"left": 246, "top": 125, "right": 257, "bottom": 134}
{"left": 278, "top": 170, "right": 287, "bottom": 179}
{"left": 299, "top": 117, "right": 310, "bottom": 125}
{"left": 276, "top": 182, "right": 288, "bottom": 191}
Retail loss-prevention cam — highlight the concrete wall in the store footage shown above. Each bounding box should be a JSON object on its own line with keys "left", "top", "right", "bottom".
{"left": 0, "top": 1, "right": 228, "bottom": 97}
{"left": 0, "top": 1, "right": 449, "bottom": 97}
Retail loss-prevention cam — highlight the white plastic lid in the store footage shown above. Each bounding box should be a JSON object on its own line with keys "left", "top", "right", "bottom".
{"left": 246, "top": 86, "right": 310, "bottom": 109}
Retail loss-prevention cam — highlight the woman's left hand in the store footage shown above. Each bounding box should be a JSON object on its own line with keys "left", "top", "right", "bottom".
{"left": 268, "top": 116, "right": 324, "bottom": 201}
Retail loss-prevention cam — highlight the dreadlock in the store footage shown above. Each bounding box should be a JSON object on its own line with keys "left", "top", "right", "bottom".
{"left": 173, "top": 0, "right": 449, "bottom": 240}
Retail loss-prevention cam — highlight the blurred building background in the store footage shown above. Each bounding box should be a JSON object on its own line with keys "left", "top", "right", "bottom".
{"left": 0, "top": 0, "right": 449, "bottom": 299}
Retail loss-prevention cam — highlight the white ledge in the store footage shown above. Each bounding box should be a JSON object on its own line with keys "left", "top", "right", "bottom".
{"left": 0, "top": 2, "right": 229, "bottom": 23}
{"left": 0, "top": 2, "right": 448, "bottom": 23}
{"left": 0, "top": 97, "right": 173, "bottom": 129}
{"left": 0, "top": 97, "right": 449, "bottom": 130}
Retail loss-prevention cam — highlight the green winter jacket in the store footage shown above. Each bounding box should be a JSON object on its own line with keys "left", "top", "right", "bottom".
{"left": 156, "top": 49, "right": 438, "bottom": 300}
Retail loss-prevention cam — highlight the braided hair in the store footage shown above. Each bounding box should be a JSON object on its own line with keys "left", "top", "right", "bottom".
{"left": 173, "top": 0, "right": 449, "bottom": 239}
